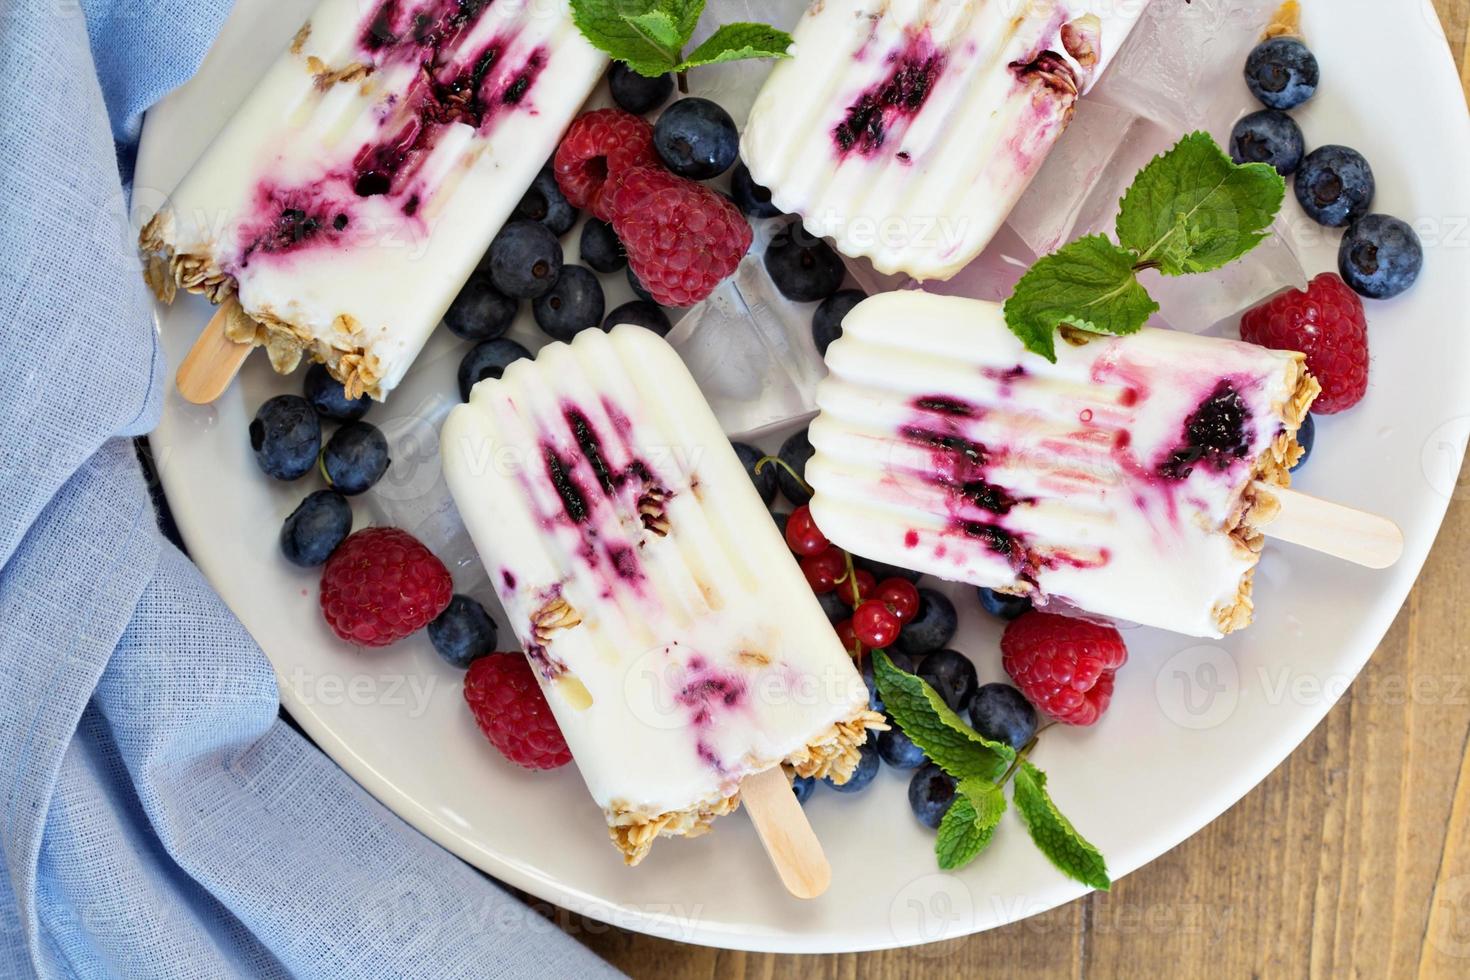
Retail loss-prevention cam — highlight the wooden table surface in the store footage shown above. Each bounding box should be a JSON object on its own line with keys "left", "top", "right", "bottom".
{"left": 550, "top": 6, "right": 1470, "bottom": 975}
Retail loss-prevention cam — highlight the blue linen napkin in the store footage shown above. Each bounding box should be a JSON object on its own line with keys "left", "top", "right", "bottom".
{"left": 0, "top": 3, "right": 624, "bottom": 977}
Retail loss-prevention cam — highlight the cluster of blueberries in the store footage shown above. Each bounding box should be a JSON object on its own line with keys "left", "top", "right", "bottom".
{"left": 737, "top": 423, "right": 1040, "bottom": 830}
{"left": 1229, "top": 35, "right": 1423, "bottom": 300}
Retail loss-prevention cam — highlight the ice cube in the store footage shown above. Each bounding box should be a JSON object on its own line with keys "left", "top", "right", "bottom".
{"left": 359, "top": 336, "right": 484, "bottom": 583}
{"left": 690, "top": 0, "right": 806, "bottom": 126}
{"left": 1005, "top": 100, "right": 1142, "bottom": 257}
{"left": 665, "top": 252, "right": 827, "bottom": 438}
{"left": 1089, "top": 0, "right": 1279, "bottom": 133}
{"left": 921, "top": 223, "right": 1038, "bottom": 304}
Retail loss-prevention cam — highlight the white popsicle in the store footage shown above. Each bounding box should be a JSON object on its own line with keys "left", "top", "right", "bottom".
{"left": 140, "top": 0, "right": 607, "bottom": 399}
{"left": 442, "top": 325, "right": 881, "bottom": 865}
{"left": 806, "top": 292, "right": 1321, "bottom": 638}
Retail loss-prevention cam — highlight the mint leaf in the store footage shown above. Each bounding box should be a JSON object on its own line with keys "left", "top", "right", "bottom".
{"left": 1012, "top": 761, "right": 1110, "bottom": 891}
{"left": 677, "top": 23, "right": 793, "bottom": 69}
{"left": 1002, "top": 236, "right": 1159, "bottom": 361}
{"left": 936, "top": 778, "right": 1006, "bottom": 870}
{"left": 873, "top": 650, "right": 1012, "bottom": 782}
{"left": 570, "top": 0, "right": 686, "bottom": 76}
{"left": 1115, "top": 131, "right": 1285, "bottom": 276}
{"left": 622, "top": 9, "right": 684, "bottom": 54}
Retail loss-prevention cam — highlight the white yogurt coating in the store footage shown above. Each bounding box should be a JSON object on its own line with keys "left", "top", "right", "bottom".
{"left": 148, "top": 0, "right": 606, "bottom": 398}
{"left": 442, "top": 326, "right": 871, "bottom": 855}
{"left": 806, "top": 293, "right": 1314, "bottom": 638}
{"left": 741, "top": 0, "right": 1136, "bottom": 281}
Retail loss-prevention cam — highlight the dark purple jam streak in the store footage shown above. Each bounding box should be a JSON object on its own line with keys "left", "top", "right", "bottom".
{"left": 1157, "top": 381, "right": 1254, "bottom": 480}
{"left": 237, "top": 0, "right": 547, "bottom": 263}
{"left": 833, "top": 33, "right": 945, "bottom": 157}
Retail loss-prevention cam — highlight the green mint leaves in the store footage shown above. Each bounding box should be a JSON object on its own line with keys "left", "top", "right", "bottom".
{"left": 571, "top": 0, "right": 792, "bottom": 78}
{"left": 1004, "top": 132, "right": 1285, "bottom": 362}
{"left": 1013, "top": 761, "right": 1111, "bottom": 891}
{"left": 873, "top": 650, "right": 1110, "bottom": 889}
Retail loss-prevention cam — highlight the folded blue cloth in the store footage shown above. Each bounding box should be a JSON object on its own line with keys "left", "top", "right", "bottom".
{"left": 0, "top": 4, "right": 622, "bottom": 977}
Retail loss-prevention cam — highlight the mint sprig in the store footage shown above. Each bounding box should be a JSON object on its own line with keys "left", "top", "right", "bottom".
{"left": 874, "top": 650, "right": 1110, "bottom": 890}
{"left": 1004, "top": 131, "right": 1285, "bottom": 362}
{"left": 571, "top": 0, "right": 792, "bottom": 82}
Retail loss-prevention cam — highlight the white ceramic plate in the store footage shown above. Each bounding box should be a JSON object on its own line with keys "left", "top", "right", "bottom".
{"left": 138, "top": 0, "right": 1470, "bottom": 953}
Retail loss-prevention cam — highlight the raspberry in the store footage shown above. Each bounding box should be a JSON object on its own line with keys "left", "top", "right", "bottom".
{"left": 600, "top": 166, "right": 753, "bottom": 307}
{"left": 319, "top": 528, "right": 452, "bottom": 647}
{"left": 1240, "top": 273, "right": 1368, "bottom": 414}
{"left": 1000, "top": 611, "right": 1127, "bottom": 726}
{"left": 552, "top": 109, "right": 658, "bottom": 221}
{"left": 463, "top": 654, "right": 571, "bottom": 770}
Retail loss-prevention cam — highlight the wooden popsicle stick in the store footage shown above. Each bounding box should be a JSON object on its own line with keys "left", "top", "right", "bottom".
{"left": 1255, "top": 482, "right": 1404, "bottom": 570}
{"left": 176, "top": 298, "right": 254, "bottom": 404}
{"left": 740, "top": 766, "right": 832, "bottom": 899}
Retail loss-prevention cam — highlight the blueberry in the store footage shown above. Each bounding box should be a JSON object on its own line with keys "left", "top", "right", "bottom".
{"left": 776, "top": 427, "right": 814, "bottom": 505}
{"left": 815, "top": 589, "right": 848, "bottom": 625}
{"left": 730, "top": 162, "right": 782, "bottom": 219}
{"left": 653, "top": 97, "right": 739, "bottom": 179}
{"left": 1229, "top": 109, "right": 1304, "bottom": 176}
{"left": 487, "top": 220, "right": 563, "bottom": 298}
{"left": 609, "top": 62, "right": 673, "bottom": 115}
{"left": 250, "top": 395, "right": 320, "bottom": 480}
{"left": 1294, "top": 146, "right": 1375, "bottom": 227}
{"left": 823, "top": 731, "right": 879, "bottom": 793}
{"left": 812, "top": 289, "right": 865, "bottom": 356}
{"left": 967, "top": 683, "right": 1038, "bottom": 750}
{"left": 878, "top": 721, "right": 928, "bottom": 770}
{"left": 458, "top": 338, "right": 533, "bottom": 401}
{"left": 626, "top": 266, "right": 655, "bottom": 303}
{"left": 428, "top": 594, "right": 499, "bottom": 668}
{"left": 1339, "top": 213, "right": 1423, "bottom": 300}
{"left": 854, "top": 554, "right": 922, "bottom": 584}
{"left": 1291, "top": 413, "right": 1314, "bottom": 472}
{"left": 791, "top": 773, "right": 816, "bottom": 805}
{"left": 602, "top": 300, "right": 671, "bottom": 336}
{"left": 916, "top": 649, "right": 977, "bottom": 712}
{"left": 732, "top": 440, "right": 777, "bottom": 504}
{"left": 977, "top": 586, "right": 1031, "bottom": 621}
{"left": 765, "top": 224, "right": 845, "bottom": 302}
{"left": 512, "top": 166, "right": 578, "bottom": 236}
{"left": 279, "top": 489, "right": 352, "bottom": 567}
{"left": 1244, "top": 37, "right": 1319, "bottom": 110}
{"left": 303, "top": 362, "right": 371, "bottom": 421}
{"left": 533, "top": 265, "right": 605, "bottom": 341}
{"left": 895, "top": 589, "right": 957, "bottom": 656}
{"left": 908, "top": 762, "right": 957, "bottom": 829}
{"left": 444, "top": 269, "right": 517, "bottom": 341}
{"left": 862, "top": 650, "right": 915, "bottom": 714}
{"left": 579, "top": 218, "right": 626, "bottom": 273}
{"left": 321, "top": 420, "right": 390, "bottom": 495}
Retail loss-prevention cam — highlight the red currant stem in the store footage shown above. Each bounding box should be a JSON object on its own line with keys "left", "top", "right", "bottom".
{"left": 317, "top": 450, "right": 333, "bottom": 487}
{"left": 753, "top": 455, "right": 813, "bottom": 497}
{"left": 841, "top": 550, "right": 860, "bottom": 606}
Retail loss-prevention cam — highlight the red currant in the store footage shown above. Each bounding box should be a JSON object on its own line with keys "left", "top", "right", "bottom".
{"left": 801, "top": 546, "right": 846, "bottom": 594}
{"left": 852, "top": 599, "right": 902, "bottom": 649}
{"left": 835, "top": 618, "right": 867, "bottom": 658}
{"left": 874, "top": 577, "right": 920, "bottom": 623}
{"left": 784, "top": 504, "right": 829, "bottom": 556}
{"left": 838, "top": 569, "right": 876, "bottom": 608}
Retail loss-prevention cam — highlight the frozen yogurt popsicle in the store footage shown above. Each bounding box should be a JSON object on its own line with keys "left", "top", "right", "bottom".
{"left": 741, "top": 0, "right": 1127, "bottom": 281}
{"left": 806, "top": 292, "right": 1321, "bottom": 638}
{"left": 442, "top": 325, "right": 882, "bottom": 865}
{"left": 139, "top": 0, "right": 606, "bottom": 399}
